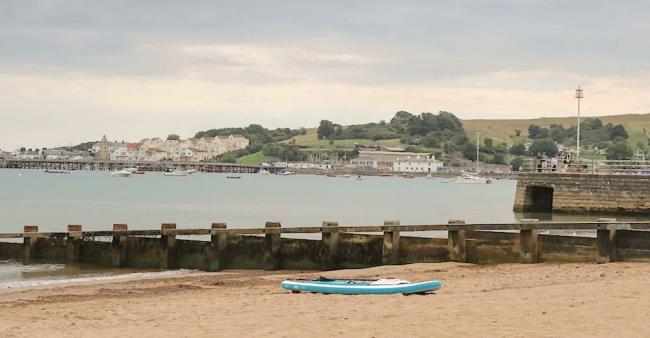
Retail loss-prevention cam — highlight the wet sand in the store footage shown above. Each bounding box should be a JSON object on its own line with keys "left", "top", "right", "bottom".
{"left": 1, "top": 262, "right": 650, "bottom": 337}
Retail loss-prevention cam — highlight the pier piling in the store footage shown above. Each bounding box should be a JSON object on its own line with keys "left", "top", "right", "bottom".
{"left": 66, "top": 224, "right": 82, "bottom": 262}
{"left": 520, "top": 219, "right": 539, "bottom": 263}
{"left": 112, "top": 224, "right": 128, "bottom": 268}
{"left": 321, "top": 221, "right": 339, "bottom": 270}
{"left": 596, "top": 218, "right": 618, "bottom": 263}
{"left": 382, "top": 220, "right": 400, "bottom": 265}
{"left": 207, "top": 223, "right": 228, "bottom": 272}
{"left": 160, "top": 223, "right": 177, "bottom": 269}
{"left": 448, "top": 220, "right": 467, "bottom": 263}
{"left": 23, "top": 225, "right": 38, "bottom": 264}
{"left": 264, "top": 222, "right": 281, "bottom": 270}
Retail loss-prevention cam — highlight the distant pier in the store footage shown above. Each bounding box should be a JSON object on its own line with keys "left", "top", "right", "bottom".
{"left": 0, "top": 159, "right": 276, "bottom": 173}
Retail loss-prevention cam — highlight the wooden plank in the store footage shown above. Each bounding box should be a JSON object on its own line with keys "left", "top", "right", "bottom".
{"left": 2, "top": 221, "right": 650, "bottom": 239}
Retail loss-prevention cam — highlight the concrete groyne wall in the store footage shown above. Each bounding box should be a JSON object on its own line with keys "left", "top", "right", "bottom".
{"left": 514, "top": 173, "right": 650, "bottom": 214}
{"left": 3, "top": 220, "right": 650, "bottom": 271}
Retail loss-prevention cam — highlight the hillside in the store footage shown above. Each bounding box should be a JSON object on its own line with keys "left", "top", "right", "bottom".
{"left": 463, "top": 113, "right": 650, "bottom": 147}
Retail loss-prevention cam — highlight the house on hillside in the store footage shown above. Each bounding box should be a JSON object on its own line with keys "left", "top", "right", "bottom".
{"left": 43, "top": 149, "right": 74, "bottom": 160}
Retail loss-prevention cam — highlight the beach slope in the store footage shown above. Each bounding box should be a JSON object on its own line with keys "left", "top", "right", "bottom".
{"left": 1, "top": 262, "right": 649, "bottom": 337}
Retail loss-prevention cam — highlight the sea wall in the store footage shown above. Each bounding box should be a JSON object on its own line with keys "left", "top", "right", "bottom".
{"left": 514, "top": 173, "right": 650, "bottom": 214}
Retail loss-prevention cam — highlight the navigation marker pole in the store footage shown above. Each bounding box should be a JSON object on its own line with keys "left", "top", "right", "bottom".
{"left": 476, "top": 132, "right": 480, "bottom": 172}
{"left": 575, "top": 86, "right": 584, "bottom": 161}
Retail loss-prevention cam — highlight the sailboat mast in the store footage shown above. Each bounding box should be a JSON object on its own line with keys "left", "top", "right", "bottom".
{"left": 476, "top": 132, "right": 480, "bottom": 171}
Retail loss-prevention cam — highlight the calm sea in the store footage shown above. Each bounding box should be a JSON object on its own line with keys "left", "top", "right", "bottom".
{"left": 1, "top": 169, "right": 647, "bottom": 288}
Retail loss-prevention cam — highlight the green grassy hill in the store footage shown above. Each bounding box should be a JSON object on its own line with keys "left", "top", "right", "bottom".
{"left": 463, "top": 113, "right": 650, "bottom": 147}
{"left": 285, "top": 113, "right": 649, "bottom": 150}
{"left": 227, "top": 113, "right": 648, "bottom": 164}
{"left": 282, "top": 128, "right": 402, "bottom": 149}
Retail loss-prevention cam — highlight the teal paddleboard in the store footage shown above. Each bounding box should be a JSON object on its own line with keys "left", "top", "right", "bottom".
{"left": 281, "top": 279, "right": 442, "bottom": 295}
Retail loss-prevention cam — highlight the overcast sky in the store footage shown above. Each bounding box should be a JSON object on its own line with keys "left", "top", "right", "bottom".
{"left": 1, "top": 0, "right": 649, "bottom": 149}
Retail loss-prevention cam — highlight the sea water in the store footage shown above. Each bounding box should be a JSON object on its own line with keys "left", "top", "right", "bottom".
{"left": 0, "top": 169, "right": 647, "bottom": 287}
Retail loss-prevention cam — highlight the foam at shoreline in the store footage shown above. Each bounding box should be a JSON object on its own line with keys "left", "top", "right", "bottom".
{"left": 0, "top": 268, "right": 196, "bottom": 290}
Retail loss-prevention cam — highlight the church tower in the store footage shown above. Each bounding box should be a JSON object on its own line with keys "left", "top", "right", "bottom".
{"left": 99, "top": 135, "right": 110, "bottom": 161}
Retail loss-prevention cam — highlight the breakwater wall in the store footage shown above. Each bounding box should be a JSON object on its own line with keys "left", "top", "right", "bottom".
{"left": 3, "top": 220, "right": 650, "bottom": 270}
{"left": 514, "top": 172, "right": 650, "bottom": 214}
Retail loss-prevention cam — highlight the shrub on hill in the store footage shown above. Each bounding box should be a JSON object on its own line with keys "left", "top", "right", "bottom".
{"left": 195, "top": 125, "right": 304, "bottom": 145}
{"left": 527, "top": 118, "right": 628, "bottom": 148}
{"left": 606, "top": 141, "right": 633, "bottom": 160}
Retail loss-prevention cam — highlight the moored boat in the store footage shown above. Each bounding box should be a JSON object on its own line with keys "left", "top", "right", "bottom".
{"left": 111, "top": 170, "right": 132, "bottom": 177}
{"left": 44, "top": 169, "right": 71, "bottom": 174}
{"left": 454, "top": 173, "right": 488, "bottom": 184}
{"left": 164, "top": 170, "right": 188, "bottom": 177}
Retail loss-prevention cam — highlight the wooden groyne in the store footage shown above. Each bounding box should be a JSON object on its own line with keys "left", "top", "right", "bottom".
{"left": 3, "top": 220, "right": 650, "bottom": 270}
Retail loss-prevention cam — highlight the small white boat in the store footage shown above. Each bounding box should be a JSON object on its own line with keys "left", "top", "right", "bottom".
{"left": 111, "top": 170, "right": 132, "bottom": 177}
{"left": 276, "top": 170, "right": 292, "bottom": 176}
{"left": 454, "top": 173, "right": 488, "bottom": 184}
{"left": 45, "top": 169, "right": 71, "bottom": 174}
{"left": 123, "top": 167, "right": 137, "bottom": 173}
{"left": 164, "top": 170, "right": 188, "bottom": 177}
{"left": 355, "top": 175, "right": 363, "bottom": 181}
{"left": 258, "top": 169, "right": 271, "bottom": 175}
{"left": 339, "top": 174, "right": 351, "bottom": 178}
{"left": 186, "top": 169, "right": 198, "bottom": 174}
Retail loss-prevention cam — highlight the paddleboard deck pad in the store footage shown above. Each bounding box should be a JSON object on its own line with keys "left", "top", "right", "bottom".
{"left": 281, "top": 277, "right": 442, "bottom": 295}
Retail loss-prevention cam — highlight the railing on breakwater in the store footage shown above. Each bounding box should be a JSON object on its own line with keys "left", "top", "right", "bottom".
{"left": 2, "top": 219, "right": 650, "bottom": 271}
{"left": 522, "top": 159, "right": 650, "bottom": 175}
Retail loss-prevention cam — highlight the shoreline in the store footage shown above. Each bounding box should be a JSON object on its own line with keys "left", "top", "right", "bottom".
{"left": 2, "top": 262, "right": 650, "bottom": 337}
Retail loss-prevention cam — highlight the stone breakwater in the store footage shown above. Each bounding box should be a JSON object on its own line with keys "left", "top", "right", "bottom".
{"left": 514, "top": 172, "right": 650, "bottom": 214}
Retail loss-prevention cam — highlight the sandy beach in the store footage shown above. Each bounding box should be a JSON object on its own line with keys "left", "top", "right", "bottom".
{"left": 1, "top": 262, "right": 649, "bottom": 337}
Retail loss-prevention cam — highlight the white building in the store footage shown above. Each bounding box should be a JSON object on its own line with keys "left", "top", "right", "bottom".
{"left": 350, "top": 150, "right": 443, "bottom": 173}
{"left": 392, "top": 155, "right": 443, "bottom": 173}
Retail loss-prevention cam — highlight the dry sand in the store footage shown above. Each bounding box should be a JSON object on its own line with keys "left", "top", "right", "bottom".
{"left": 1, "top": 262, "right": 650, "bottom": 337}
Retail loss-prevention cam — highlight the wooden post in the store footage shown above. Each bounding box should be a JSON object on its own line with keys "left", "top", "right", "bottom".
{"left": 264, "top": 222, "right": 281, "bottom": 270}
{"left": 23, "top": 225, "right": 38, "bottom": 264}
{"left": 160, "top": 223, "right": 177, "bottom": 269}
{"left": 382, "top": 220, "right": 400, "bottom": 265}
{"left": 112, "top": 224, "right": 128, "bottom": 268}
{"left": 596, "top": 218, "right": 617, "bottom": 263}
{"left": 321, "top": 221, "right": 339, "bottom": 270}
{"left": 66, "top": 224, "right": 82, "bottom": 262}
{"left": 207, "top": 223, "right": 228, "bottom": 271}
{"left": 519, "top": 219, "right": 539, "bottom": 263}
{"left": 447, "top": 220, "right": 466, "bottom": 263}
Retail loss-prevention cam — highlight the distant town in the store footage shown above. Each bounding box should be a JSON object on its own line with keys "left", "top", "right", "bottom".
{"left": 1, "top": 111, "right": 648, "bottom": 175}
